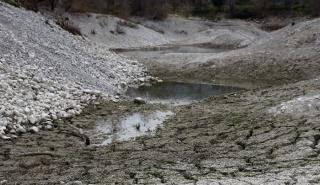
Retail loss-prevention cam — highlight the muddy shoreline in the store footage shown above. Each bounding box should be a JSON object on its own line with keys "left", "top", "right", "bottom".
{"left": 2, "top": 78, "right": 320, "bottom": 184}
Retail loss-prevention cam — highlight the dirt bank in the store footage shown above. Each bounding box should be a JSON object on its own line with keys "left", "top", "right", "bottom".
{"left": 119, "top": 18, "right": 320, "bottom": 85}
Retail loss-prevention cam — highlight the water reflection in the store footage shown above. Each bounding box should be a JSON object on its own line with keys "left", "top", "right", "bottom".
{"left": 126, "top": 82, "right": 242, "bottom": 105}
{"left": 96, "top": 111, "right": 173, "bottom": 145}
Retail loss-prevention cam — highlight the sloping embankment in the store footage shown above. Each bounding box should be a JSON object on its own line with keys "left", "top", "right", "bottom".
{"left": 0, "top": 2, "right": 147, "bottom": 139}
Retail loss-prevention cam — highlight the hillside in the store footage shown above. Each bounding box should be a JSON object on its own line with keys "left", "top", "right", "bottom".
{"left": 0, "top": 2, "right": 147, "bottom": 139}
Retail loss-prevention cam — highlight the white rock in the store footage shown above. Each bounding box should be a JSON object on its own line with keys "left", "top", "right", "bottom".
{"left": 120, "top": 81, "right": 127, "bottom": 88}
{"left": 28, "top": 51, "right": 36, "bottom": 58}
{"left": 66, "top": 181, "right": 83, "bottom": 185}
{"left": 28, "top": 116, "right": 37, "bottom": 124}
{"left": 134, "top": 97, "right": 146, "bottom": 104}
{"left": 0, "top": 3, "right": 146, "bottom": 140}
{"left": 45, "top": 124, "right": 53, "bottom": 130}
{"left": 138, "top": 78, "right": 145, "bottom": 82}
{"left": 0, "top": 180, "right": 8, "bottom": 184}
{"left": 16, "top": 125, "right": 27, "bottom": 134}
{"left": 51, "top": 114, "right": 57, "bottom": 120}
{"left": 28, "top": 126, "right": 40, "bottom": 133}
{"left": 0, "top": 134, "right": 11, "bottom": 140}
{"left": 0, "top": 126, "right": 6, "bottom": 135}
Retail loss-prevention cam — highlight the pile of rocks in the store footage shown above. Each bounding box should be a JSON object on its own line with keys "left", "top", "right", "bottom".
{"left": 0, "top": 65, "right": 99, "bottom": 139}
{"left": 0, "top": 2, "right": 148, "bottom": 139}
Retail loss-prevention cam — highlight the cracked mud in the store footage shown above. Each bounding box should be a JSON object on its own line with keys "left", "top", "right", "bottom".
{"left": 2, "top": 78, "right": 320, "bottom": 184}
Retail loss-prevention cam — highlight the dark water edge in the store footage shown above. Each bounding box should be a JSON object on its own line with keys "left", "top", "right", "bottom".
{"left": 126, "top": 81, "right": 243, "bottom": 105}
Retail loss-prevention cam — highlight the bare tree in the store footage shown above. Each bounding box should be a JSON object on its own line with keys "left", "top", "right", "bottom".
{"left": 251, "top": 0, "right": 271, "bottom": 16}
{"left": 227, "top": 0, "right": 235, "bottom": 15}
{"left": 310, "top": 0, "right": 320, "bottom": 16}
{"left": 211, "top": 0, "right": 225, "bottom": 11}
{"left": 18, "top": 0, "right": 58, "bottom": 11}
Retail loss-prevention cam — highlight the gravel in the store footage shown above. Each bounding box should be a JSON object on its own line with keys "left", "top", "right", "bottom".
{"left": 0, "top": 2, "right": 148, "bottom": 139}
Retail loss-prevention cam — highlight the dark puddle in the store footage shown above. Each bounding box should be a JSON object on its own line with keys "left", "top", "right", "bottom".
{"left": 115, "top": 45, "right": 228, "bottom": 58}
{"left": 126, "top": 81, "right": 243, "bottom": 105}
{"left": 95, "top": 82, "right": 241, "bottom": 145}
{"left": 165, "top": 46, "right": 227, "bottom": 53}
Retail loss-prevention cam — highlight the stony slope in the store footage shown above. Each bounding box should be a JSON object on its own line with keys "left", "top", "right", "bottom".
{"left": 0, "top": 2, "right": 146, "bottom": 139}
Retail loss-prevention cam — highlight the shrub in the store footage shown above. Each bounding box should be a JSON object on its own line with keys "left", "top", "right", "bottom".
{"left": 117, "top": 20, "right": 138, "bottom": 29}
{"left": 229, "top": 5, "right": 261, "bottom": 19}
{"left": 17, "top": 0, "right": 39, "bottom": 11}
{"left": 115, "top": 24, "right": 125, "bottom": 34}
{"left": 2, "top": 0, "right": 19, "bottom": 7}
{"left": 109, "top": 0, "right": 130, "bottom": 19}
{"left": 191, "top": 6, "right": 218, "bottom": 20}
{"left": 144, "top": 24, "right": 165, "bottom": 34}
{"left": 309, "top": 0, "right": 320, "bottom": 16}
{"left": 131, "top": 0, "right": 169, "bottom": 20}
{"left": 56, "top": 18, "right": 82, "bottom": 35}
{"left": 261, "top": 23, "right": 286, "bottom": 31}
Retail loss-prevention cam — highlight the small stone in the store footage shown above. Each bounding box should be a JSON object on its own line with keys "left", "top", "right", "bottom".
{"left": 28, "top": 126, "right": 40, "bottom": 133}
{"left": 51, "top": 114, "right": 58, "bottom": 120}
{"left": 149, "top": 77, "right": 158, "bottom": 82}
{"left": 16, "top": 125, "right": 27, "bottom": 134}
{"left": 83, "top": 89, "right": 93, "bottom": 94}
{"left": 0, "top": 180, "right": 8, "bottom": 184}
{"left": 0, "top": 126, "right": 6, "bottom": 135}
{"left": 134, "top": 97, "right": 146, "bottom": 105}
{"left": 66, "top": 181, "right": 83, "bottom": 185}
{"left": 120, "top": 81, "right": 127, "bottom": 88}
{"left": 112, "top": 99, "right": 119, "bottom": 103}
{"left": 138, "top": 78, "right": 145, "bottom": 82}
{"left": 45, "top": 125, "right": 53, "bottom": 130}
{"left": 9, "top": 129, "right": 16, "bottom": 134}
{"left": 0, "top": 134, "right": 11, "bottom": 140}
{"left": 28, "top": 116, "right": 37, "bottom": 124}
{"left": 28, "top": 51, "right": 36, "bottom": 58}
{"left": 10, "top": 135, "right": 18, "bottom": 139}
{"left": 131, "top": 61, "right": 138, "bottom": 65}
{"left": 41, "top": 113, "right": 49, "bottom": 120}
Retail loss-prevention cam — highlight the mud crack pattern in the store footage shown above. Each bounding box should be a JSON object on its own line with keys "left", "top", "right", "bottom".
{"left": 1, "top": 79, "right": 320, "bottom": 185}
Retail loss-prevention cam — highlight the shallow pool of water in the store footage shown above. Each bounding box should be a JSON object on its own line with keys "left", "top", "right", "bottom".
{"left": 153, "top": 46, "right": 227, "bottom": 54}
{"left": 117, "top": 45, "right": 228, "bottom": 59}
{"left": 96, "top": 111, "right": 173, "bottom": 145}
{"left": 126, "top": 82, "right": 243, "bottom": 105}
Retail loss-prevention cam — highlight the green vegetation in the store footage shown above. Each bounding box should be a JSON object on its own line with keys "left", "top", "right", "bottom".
{"left": 1, "top": 0, "right": 19, "bottom": 7}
